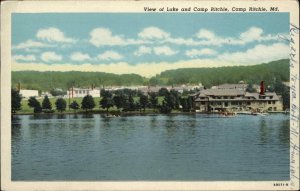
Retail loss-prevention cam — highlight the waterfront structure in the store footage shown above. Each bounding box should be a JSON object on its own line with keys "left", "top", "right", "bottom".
{"left": 67, "top": 87, "right": 100, "bottom": 98}
{"left": 193, "top": 83, "right": 283, "bottom": 112}
{"left": 19, "top": 89, "right": 39, "bottom": 98}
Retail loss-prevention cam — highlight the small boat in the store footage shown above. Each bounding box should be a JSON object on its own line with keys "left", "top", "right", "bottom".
{"left": 251, "top": 112, "right": 268, "bottom": 116}
{"left": 237, "top": 111, "right": 252, "bottom": 115}
{"left": 220, "top": 112, "right": 237, "bottom": 117}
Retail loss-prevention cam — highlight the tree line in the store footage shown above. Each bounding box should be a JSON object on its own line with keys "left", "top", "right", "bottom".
{"left": 11, "top": 88, "right": 194, "bottom": 114}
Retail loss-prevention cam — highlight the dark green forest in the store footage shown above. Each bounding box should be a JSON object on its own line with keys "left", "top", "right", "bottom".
{"left": 12, "top": 59, "right": 289, "bottom": 91}
{"left": 149, "top": 59, "right": 289, "bottom": 87}
{"left": 12, "top": 71, "right": 148, "bottom": 91}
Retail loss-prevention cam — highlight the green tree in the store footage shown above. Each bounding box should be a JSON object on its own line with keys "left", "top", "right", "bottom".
{"left": 42, "top": 96, "right": 52, "bottom": 112}
{"left": 113, "top": 95, "right": 124, "bottom": 111}
{"left": 128, "top": 95, "right": 135, "bottom": 111}
{"left": 139, "top": 94, "right": 148, "bottom": 112}
{"left": 160, "top": 101, "right": 172, "bottom": 114}
{"left": 149, "top": 92, "right": 158, "bottom": 110}
{"left": 50, "top": 89, "right": 67, "bottom": 96}
{"left": 100, "top": 96, "right": 114, "bottom": 114}
{"left": 179, "top": 96, "right": 193, "bottom": 112}
{"left": 34, "top": 102, "right": 42, "bottom": 113}
{"left": 70, "top": 100, "right": 80, "bottom": 112}
{"left": 11, "top": 89, "right": 22, "bottom": 113}
{"left": 246, "top": 84, "right": 257, "bottom": 93}
{"left": 55, "top": 98, "right": 67, "bottom": 113}
{"left": 81, "top": 95, "right": 95, "bottom": 112}
{"left": 158, "top": 87, "right": 169, "bottom": 97}
{"left": 28, "top": 97, "right": 42, "bottom": 113}
{"left": 100, "top": 89, "right": 114, "bottom": 114}
{"left": 170, "top": 89, "right": 180, "bottom": 109}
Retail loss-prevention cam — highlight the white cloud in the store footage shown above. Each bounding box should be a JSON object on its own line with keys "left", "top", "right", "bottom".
{"left": 196, "top": 29, "right": 216, "bottom": 40}
{"left": 240, "top": 27, "right": 263, "bottom": 43}
{"left": 12, "top": 59, "right": 237, "bottom": 78}
{"left": 218, "top": 43, "right": 289, "bottom": 64}
{"left": 37, "top": 27, "right": 75, "bottom": 43}
{"left": 97, "top": 51, "right": 123, "bottom": 60}
{"left": 138, "top": 27, "right": 170, "bottom": 39}
{"left": 13, "top": 54, "right": 36, "bottom": 61}
{"left": 193, "top": 27, "right": 282, "bottom": 46}
{"left": 70, "top": 52, "right": 92, "bottom": 62}
{"left": 153, "top": 46, "right": 177, "bottom": 56}
{"left": 89, "top": 28, "right": 127, "bottom": 47}
{"left": 41, "top": 51, "right": 62, "bottom": 62}
{"left": 12, "top": 40, "right": 52, "bottom": 50}
{"left": 134, "top": 46, "right": 152, "bottom": 56}
{"left": 185, "top": 48, "right": 217, "bottom": 58}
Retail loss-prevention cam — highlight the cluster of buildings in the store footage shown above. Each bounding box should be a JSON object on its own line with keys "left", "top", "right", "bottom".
{"left": 192, "top": 81, "right": 283, "bottom": 112}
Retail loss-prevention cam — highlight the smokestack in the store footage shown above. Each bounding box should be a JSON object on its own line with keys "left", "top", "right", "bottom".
{"left": 260, "top": 81, "right": 265, "bottom": 95}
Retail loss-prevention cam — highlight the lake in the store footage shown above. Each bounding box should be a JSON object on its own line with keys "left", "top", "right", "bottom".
{"left": 11, "top": 113, "right": 290, "bottom": 181}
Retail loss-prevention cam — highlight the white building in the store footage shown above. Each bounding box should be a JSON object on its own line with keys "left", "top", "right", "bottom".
{"left": 67, "top": 88, "right": 100, "bottom": 98}
{"left": 19, "top": 89, "right": 39, "bottom": 98}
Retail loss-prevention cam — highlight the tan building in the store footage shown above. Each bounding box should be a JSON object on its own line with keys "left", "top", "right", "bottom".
{"left": 193, "top": 88, "right": 283, "bottom": 112}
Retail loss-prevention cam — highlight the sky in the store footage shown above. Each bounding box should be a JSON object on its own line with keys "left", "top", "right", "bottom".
{"left": 12, "top": 13, "right": 290, "bottom": 77}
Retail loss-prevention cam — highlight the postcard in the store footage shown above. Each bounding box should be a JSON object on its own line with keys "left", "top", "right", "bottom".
{"left": 1, "top": 0, "right": 299, "bottom": 190}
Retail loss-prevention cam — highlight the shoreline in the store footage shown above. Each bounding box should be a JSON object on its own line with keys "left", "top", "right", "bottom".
{"left": 11, "top": 110, "right": 289, "bottom": 116}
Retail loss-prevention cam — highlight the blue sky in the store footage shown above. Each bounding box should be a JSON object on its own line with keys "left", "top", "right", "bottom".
{"left": 12, "top": 13, "right": 290, "bottom": 77}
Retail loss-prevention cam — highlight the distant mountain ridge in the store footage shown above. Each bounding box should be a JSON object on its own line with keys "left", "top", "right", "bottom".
{"left": 149, "top": 59, "right": 289, "bottom": 87}
{"left": 12, "top": 59, "right": 289, "bottom": 91}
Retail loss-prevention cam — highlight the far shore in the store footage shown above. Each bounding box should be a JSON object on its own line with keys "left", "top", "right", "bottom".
{"left": 11, "top": 110, "right": 289, "bottom": 117}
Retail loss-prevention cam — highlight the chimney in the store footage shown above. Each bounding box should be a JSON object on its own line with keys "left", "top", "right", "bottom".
{"left": 260, "top": 81, "right": 265, "bottom": 95}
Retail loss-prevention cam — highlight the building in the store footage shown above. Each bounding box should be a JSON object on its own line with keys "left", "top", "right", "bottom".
{"left": 193, "top": 85, "right": 283, "bottom": 112}
{"left": 19, "top": 89, "right": 39, "bottom": 98}
{"left": 67, "top": 87, "right": 100, "bottom": 98}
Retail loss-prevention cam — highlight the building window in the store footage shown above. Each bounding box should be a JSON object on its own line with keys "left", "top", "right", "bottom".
{"left": 268, "top": 101, "right": 271, "bottom": 104}
{"left": 274, "top": 107, "right": 277, "bottom": 111}
{"left": 273, "top": 101, "right": 275, "bottom": 104}
{"left": 247, "top": 102, "right": 251, "bottom": 105}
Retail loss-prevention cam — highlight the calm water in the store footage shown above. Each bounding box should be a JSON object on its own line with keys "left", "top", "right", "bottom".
{"left": 12, "top": 113, "right": 290, "bottom": 181}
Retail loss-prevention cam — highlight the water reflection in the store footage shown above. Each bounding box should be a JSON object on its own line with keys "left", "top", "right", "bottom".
{"left": 278, "top": 120, "right": 290, "bottom": 145}
{"left": 29, "top": 114, "right": 54, "bottom": 120}
{"left": 57, "top": 114, "right": 67, "bottom": 119}
{"left": 81, "top": 114, "right": 94, "bottom": 119}
{"left": 259, "top": 118, "right": 270, "bottom": 144}
{"left": 150, "top": 116, "right": 157, "bottom": 128}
